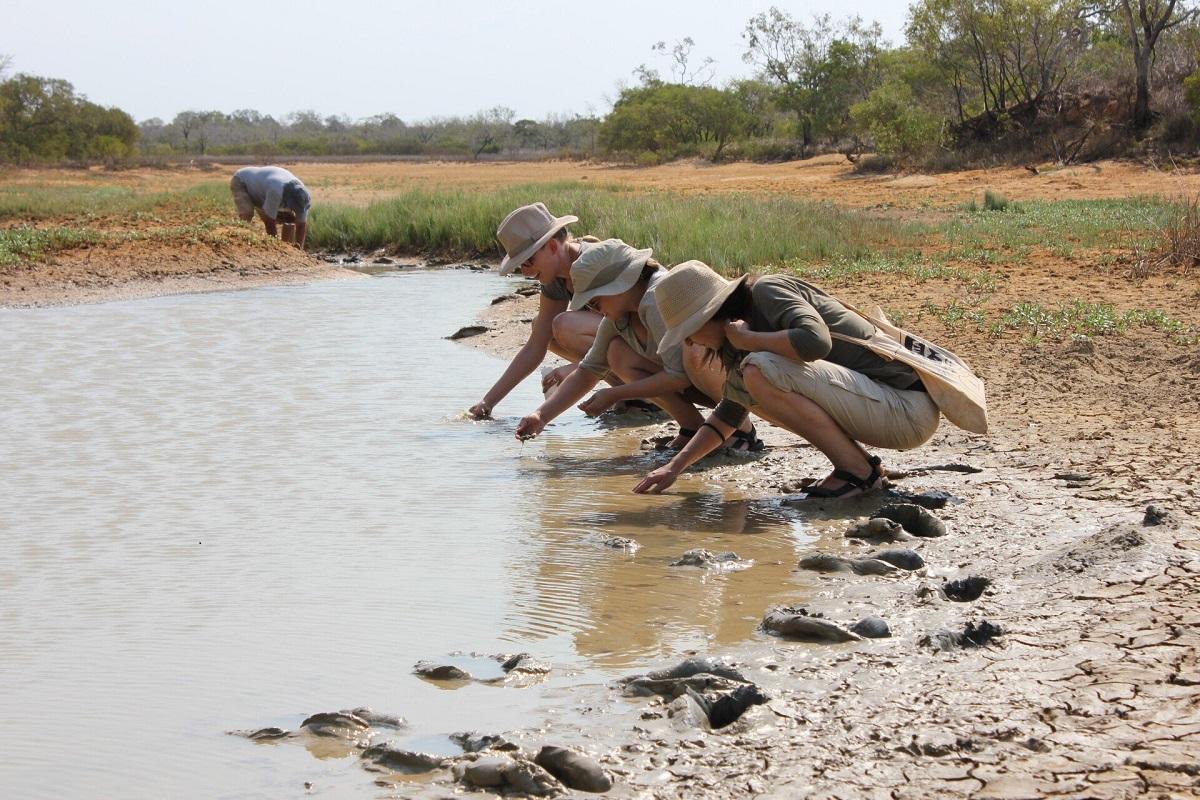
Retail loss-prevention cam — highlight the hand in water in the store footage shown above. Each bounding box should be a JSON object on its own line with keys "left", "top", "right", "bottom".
{"left": 468, "top": 402, "right": 493, "bottom": 419}
{"left": 515, "top": 412, "right": 545, "bottom": 441}
{"left": 541, "top": 364, "right": 573, "bottom": 392}
{"left": 577, "top": 389, "right": 615, "bottom": 417}
{"left": 633, "top": 465, "right": 679, "bottom": 494}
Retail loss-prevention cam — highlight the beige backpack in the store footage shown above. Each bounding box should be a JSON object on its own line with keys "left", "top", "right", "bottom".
{"left": 830, "top": 305, "right": 989, "bottom": 435}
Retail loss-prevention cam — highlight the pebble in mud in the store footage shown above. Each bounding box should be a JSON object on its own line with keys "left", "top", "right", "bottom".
{"left": 669, "top": 549, "right": 746, "bottom": 568}
{"left": 760, "top": 606, "right": 861, "bottom": 643}
{"left": 874, "top": 503, "right": 948, "bottom": 537}
{"left": 797, "top": 553, "right": 898, "bottom": 576}
{"left": 850, "top": 615, "right": 892, "bottom": 638}
{"left": 534, "top": 745, "right": 614, "bottom": 793}
{"left": 845, "top": 517, "right": 914, "bottom": 542}
{"left": 412, "top": 661, "right": 472, "bottom": 680}
{"left": 871, "top": 548, "right": 926, "bottom": 570}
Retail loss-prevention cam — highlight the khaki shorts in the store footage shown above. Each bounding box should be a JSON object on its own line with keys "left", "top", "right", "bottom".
{"left": 741, "top": 352, "right": 940, "bottom": 450}
{"left": 230, "top": 175, "right": 256, "bottom": 220}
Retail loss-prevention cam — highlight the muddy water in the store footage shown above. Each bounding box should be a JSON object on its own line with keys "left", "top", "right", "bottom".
{"left": 0, "top": 270, "right": 828, "bottom": 799}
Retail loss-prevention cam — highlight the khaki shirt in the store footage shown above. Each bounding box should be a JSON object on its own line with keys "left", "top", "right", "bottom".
{"left": 578, "top": 268, "right": 685, "bottom": 380}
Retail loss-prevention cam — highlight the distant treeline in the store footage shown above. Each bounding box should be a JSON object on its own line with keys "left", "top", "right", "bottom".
{"left": 4, "top": 1, "right": 1200, "bottom": 168}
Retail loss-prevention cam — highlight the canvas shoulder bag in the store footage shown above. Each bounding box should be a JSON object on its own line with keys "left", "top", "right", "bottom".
{"left": 828, "top": 303, "right": 989, "bottom": 435}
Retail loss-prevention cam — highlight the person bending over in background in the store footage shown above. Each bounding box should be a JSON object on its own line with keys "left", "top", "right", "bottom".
{"left": 468, "top": 202, "right": 607, "bottom": 419}
{"left": 633, "top": 262, "right": 939, "bottom": 497}
{"left": 229, "top": 165, "right": 311, "bottom": 248}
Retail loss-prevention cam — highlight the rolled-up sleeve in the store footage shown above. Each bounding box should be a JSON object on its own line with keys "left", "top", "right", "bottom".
{"left": 756, "top": 283, "right": 831, "bottom": 361}
{"left": 644, "top": 298, "right": 687, "bottom": 379}
{"left": 579, "top": 319, "right": 618, "bottom": 378}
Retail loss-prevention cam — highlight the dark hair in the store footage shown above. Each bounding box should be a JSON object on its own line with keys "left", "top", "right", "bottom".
{"left": 553, "top": 227, "right": 570, "bottom": 242}
{"left": 639, "top": 263, "right": 661, "bottom": 284}
{"left": 712, "top": 275, "right": 757, "bottom": 321}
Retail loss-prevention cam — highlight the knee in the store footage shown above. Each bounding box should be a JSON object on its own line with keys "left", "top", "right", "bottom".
{"left": 551, "top": 311, "right": 574, "bottom": 345}
{"left": 742, "top": 364, "right": 770, "bottom": 400}
{"left": 606, "top": 337, "right": 628, "bottom": 368}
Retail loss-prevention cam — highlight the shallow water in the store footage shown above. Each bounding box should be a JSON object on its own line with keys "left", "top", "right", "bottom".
{"left": 0, "top": 270, "right": 827, "bottom": 799}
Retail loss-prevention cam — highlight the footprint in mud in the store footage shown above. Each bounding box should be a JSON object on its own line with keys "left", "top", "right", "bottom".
{"left": 797, "top": 553, "right": 898, "bottom": 576}
{"left": 760, "top": 606, "right": 861, "bottom": 643}
{"left": 874, "top": 503, "right": 948, "bottom": 537}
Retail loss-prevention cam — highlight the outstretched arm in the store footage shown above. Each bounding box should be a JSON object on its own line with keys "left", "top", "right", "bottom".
{"left": 515, "top": 368, "right": 601, "bottom": 439}
{"left": 578, "top": 371, "right": 690, "bottom": 416}
{"left": 469, "top": 295, "right": 566, "bottom": 418}
{"left": 632, "top": 411, "right": 735, "bottom": 494}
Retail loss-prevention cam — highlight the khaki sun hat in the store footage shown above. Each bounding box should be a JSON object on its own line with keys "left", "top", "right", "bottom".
{"left": 655, "top": 261, "right": 750, "bottom": 354}
{"left": 496, "top": 202, "right": 579, "bottom": 276}
{"left": 567, "top": 239, "right": 653, "bottom": 311}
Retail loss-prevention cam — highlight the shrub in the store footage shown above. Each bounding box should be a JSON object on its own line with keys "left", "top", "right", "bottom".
{"left": 849, "top": 80, "right": 943, "bottom": 160}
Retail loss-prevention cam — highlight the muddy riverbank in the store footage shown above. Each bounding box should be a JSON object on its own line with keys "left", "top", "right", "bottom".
{"left": 415, "top": 287, "right": 1200, "bottom": 799}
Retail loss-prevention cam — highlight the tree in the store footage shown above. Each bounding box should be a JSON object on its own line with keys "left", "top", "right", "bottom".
{"left": 467, "top": 106, "right": 514, "bottom": 159}
{"left": 0, "top": 73, "right": 137, "bottom": 162}
{"left": 636, "top": 37, "right": 717, "bottom": 85}
{"left": 743, "top": 9, "right": 885, "bottom": 154}
{"left": 1115, "top": 0, "right": 1197, "bottom": 129}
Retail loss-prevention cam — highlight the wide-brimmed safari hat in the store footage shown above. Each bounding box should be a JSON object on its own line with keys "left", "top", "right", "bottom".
{"left": 496, "top": 202, "right": 579, "bottom": 276}
{"left": 656, "top": 261, "right": 749, "bottom": 354}
{"left": 567, "top": 239, "right": 653, "bottom": 311}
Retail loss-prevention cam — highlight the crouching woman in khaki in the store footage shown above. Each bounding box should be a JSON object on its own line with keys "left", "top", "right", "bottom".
{"left": 515, "top": 240, "right": 708, "bottom": 447}
{"left": 633, "top": 262, "right": 940, "bottom": 497}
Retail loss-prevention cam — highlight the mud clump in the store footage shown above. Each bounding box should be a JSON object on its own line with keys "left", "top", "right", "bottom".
{"left": 619, "top": 657, "right": 750, "bottom": 699}
{"left": 360, "top": 744, "right": 446, "bottom": 774}
{"left": 534, "top": 745, "right": 613, "bottom": 793}
{"left": 871, "top": 548, "right": 926, "bottom": 570}
{"left": 798, "top": 553, "right": 898, "bottom": 576}
{"left": 693, "top": 683, "right": 770, "bottom": 729}
{"left": 454, "top": 755, "right": 563, "bottom": 796}
{"left": 601, "top": 535, "right": 640, "bottom": 551}
{"left": 1144, "top": 504, "right": 1169, "bottom": 526}
{"left": 500, "top": 652, "right": 552, "bottom": 675}
{"left": 300, "top": 711, "right": 372, "bottom": 738}
{"left": 846, "top": 517, "right": 913, "bottom": 542}
{"left": 850, "top": 615, "right": 892, "bottom": 638}
{"left": 943, "top": 576, "right": 992, "bottom": 602}
{"left": 446, "top": 325, "right": 489, "bottom": 340}
{"left": 884, "top": 488, "right": 963, "bottom": 510}
{"left": 646, "top": 657, "right": 749, "bottom": 683}
{"left": 760, "top": 606, "right": 861, "bottom": 643}
{"left": 922, "top": 620, "right": 1004, "bottom": 652}
{"left": 875, "top": 503, "right": 948, "bottom": 537}
{"left": 669, "top": 549, "right": 746, "bottom": 568}
{"left": 413, "top": 661, "right": 472, "bottom": 681}
{"left": 451, "top": 731, "right": 519, "bottom": 753}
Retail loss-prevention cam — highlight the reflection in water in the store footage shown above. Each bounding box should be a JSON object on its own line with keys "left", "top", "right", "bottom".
{"left": 504, "top": 429, "right": 833, "bottom": 669}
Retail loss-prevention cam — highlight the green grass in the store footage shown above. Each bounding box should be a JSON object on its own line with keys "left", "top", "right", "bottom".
{"left": 0, "top": 225, "right": 103, "bottom": 265}
{"left": 306, "top": 183, "right": 928, "bottom": 271}
{"left": 1000, "top": 300, "right": 1196, "bottom": 341}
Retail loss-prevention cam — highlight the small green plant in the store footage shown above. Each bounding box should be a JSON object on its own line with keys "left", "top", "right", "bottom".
{"left": 983, "top": 190, "right": 1009, "bottom": 212}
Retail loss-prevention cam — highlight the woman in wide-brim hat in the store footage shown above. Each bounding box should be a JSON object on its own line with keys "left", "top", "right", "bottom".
{"left": 468, "top": 202, "right": 608, "bottom": 420}
{"left": 515, "top": 240, "right": 760, "bottom": 449}
{"left": 633, "top": 261, "right": 941, "bottom": 497}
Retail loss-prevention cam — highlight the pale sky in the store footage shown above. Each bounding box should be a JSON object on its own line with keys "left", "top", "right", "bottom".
{"left": 4, "top": 0, "right": 909, "bottom": 124}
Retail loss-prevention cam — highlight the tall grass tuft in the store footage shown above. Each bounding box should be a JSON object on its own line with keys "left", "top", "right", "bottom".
{"left": 307, "top": 183, "right": 928, "bottom": 273}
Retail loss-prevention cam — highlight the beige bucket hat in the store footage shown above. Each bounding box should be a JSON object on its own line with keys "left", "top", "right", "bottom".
{"left": 496, "top": 202, "right": 579, "bottom": 275}
{"left": 655, "top": 261, "right": 749, "bottom": 354}
{"left": 567, "top": 239, "right": 654, "bottom": 311}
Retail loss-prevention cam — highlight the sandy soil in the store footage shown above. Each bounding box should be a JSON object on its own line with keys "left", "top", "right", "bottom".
{"left": 429, "top": 287, "right": 1200, "bottom": 799}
